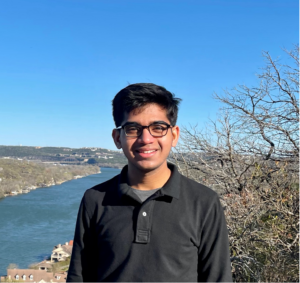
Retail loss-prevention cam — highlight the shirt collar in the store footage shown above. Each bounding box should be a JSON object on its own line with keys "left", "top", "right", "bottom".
{"left": 161, "top": 162, "right": 181, "bottom": 199}
{"left": 117, "top": 162, "right": 181, "bottom": 200}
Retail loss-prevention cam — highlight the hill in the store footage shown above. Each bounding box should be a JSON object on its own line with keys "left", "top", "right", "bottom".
{"left": 0, "top": 145, "right": 127, "bottom": 168}
{"left": 0, "top": 159, "right": 100, "bottom": 198}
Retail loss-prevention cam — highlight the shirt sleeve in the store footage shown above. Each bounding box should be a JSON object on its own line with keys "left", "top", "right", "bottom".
{"left": 197, "top": 196, "right": 232, "bottom": 282}
{"left": 67, "top": 196, "right": 97, "bottom": 282}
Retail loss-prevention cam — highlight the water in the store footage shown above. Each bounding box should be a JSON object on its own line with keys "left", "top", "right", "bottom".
{"left": 0, "top": 167, "right": 121, "bottom": 275}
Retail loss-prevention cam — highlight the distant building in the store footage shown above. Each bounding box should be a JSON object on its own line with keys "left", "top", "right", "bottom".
{"left": 1, "top": 269, "right": 67, "bottom": 283}
{"left": 51, "top": 241, "right": 73, "bottom": 262}
{"left": 0, "top": 240, "right": 74, "bottom": 282}
{"left": 32, "top": 260, "right": 53, "bottom": 272}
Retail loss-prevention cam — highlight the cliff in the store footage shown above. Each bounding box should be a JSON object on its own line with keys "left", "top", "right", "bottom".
{"left": 0, "top": 159, "right": 100, "bottom": 199}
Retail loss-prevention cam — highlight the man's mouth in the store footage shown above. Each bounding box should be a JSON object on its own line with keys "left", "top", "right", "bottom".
{"left": 138, "top": 150, "right": 156, "bottom": 153}
{"left": 136, "top": 149, "right": 158, "bottom": 157}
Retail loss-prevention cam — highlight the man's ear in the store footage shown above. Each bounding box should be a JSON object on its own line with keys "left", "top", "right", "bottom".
{"left": 171, "top": 125, "right": 180, "bottom": 147}
{"left": 112, "top": 129, "right": 122, "bottom": 149}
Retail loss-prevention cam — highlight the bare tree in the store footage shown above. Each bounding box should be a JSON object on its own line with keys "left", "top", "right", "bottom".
{"left": 171, "top": 45, "right": 299, "bottom": 282}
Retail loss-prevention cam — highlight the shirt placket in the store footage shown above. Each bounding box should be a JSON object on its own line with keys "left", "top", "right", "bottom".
{"left": 135, "top": 199, "right": 155, "bottom": 244}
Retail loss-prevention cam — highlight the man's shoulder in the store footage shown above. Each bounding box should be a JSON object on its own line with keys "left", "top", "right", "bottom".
{"left": 82, "top": 173, "right": 120, "bottom": 204}
{"left": 179, "top": 172, "right": 219, "bottom": 201}
{"left": 178, "top": 173, "right": 225, "bottom": 225}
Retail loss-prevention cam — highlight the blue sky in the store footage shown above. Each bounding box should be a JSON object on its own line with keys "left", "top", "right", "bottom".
{"left": 0, "top": 0, "right": 298, "bottom": 150}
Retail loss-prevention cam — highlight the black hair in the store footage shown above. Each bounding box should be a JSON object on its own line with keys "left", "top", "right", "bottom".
{"left": 112, "top": 83, "right": 181, "bottom": 127}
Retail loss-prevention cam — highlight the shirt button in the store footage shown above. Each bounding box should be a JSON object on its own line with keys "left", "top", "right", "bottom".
{"left": 142, "top": 212, "right": 147, "bottom": 217}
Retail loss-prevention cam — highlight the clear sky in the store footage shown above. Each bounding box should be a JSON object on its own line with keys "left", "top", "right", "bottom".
{"left": 0, "top": 0, "right": 298, "bottom": 150}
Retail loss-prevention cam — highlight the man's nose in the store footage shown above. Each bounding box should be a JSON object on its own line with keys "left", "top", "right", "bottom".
{"left": 138, "top": 127, "right": 155, "bottom": 143}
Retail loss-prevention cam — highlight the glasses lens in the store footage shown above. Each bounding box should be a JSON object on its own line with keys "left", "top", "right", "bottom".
{"left": 124, "top": 125, "right": 141, "bottom": 137}
{"left": 149, "top": 124, "right": 168, "bottom": 137}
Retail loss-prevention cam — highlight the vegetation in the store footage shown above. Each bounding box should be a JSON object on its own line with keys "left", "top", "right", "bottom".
{"left": 0, "top": 146, "right": 110, "bottom": 157}
{"left": 50, "top": 258, "right": 70, "bottom": 273}
{"left": 6, "top": 264, "right": 18, "bottom": 270}
{"left": 0, "top": 159, "right": 100, "bottom": 198}
{"left": 172, "top": 46, "right": 299, "bottom": 282}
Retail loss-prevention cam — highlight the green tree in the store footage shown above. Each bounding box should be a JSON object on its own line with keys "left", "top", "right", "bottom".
{"left": 87, "top": 158, "right": 98, "bottom": 164}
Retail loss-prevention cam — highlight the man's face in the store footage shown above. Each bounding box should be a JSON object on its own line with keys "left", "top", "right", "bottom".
{"left": 112, "top": 103, "right": 180, "bottom": 173}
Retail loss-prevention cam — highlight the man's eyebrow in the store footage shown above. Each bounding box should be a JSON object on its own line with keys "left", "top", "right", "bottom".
{"left": 121, "top": 122, "right": 141, "bottom": 127}
{"left": 151, "top": 121, "right": 169, "bottom": 125}
{"left": 122, "top": 121, "right": 169, "bottom": 126}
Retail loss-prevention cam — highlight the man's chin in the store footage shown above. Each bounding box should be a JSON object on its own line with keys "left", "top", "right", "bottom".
{"left": 130, "top": 160, "right": 167, "bottom": 173}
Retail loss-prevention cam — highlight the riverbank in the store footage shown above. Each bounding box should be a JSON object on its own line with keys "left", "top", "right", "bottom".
{"left": 0, "top": 168, "right": 121, "bottom": 274}
{"left": 2, "top": 174, "right": 95, "bottom": 198}
{"left": 0, "top": 159, "right": 100, "bottom": 199}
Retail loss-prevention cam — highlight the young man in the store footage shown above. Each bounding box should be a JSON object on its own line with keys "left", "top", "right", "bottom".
{"left": 67, "top": 83, "right": 232, "bottom": 282}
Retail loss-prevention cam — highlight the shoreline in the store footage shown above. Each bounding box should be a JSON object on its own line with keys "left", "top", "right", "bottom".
{"left": 1, "top": 170, "right": 101, "bottom": 199}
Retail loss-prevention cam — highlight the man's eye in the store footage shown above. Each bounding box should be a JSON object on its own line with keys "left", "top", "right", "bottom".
{"left": 126, "top": 126, "right": 139, "bottom": 133}
{"left": 151, "top": 125, "right": 167, "bottom": 132}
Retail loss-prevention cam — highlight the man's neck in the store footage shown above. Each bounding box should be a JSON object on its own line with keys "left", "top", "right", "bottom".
{"left": 127, "top": 162, "right": 171, "bottom": 191}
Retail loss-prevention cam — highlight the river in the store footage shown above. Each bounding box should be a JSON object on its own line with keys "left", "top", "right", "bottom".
{"left": 0, "top": 167, "right": 121, "bottom": 275}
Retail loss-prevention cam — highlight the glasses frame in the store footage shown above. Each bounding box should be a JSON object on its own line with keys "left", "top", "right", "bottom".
{"left": 115, "top": 122, "right": 173, "bottom": 138}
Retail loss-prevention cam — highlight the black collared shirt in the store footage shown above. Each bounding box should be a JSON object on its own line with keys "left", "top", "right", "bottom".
{"left": 67, "top": 164, "right": 232, "bottom": 282}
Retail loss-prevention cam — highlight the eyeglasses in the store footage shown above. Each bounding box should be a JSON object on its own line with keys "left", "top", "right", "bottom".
{"left": 116, "top": 122, "right": 173, "bottom": 137}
